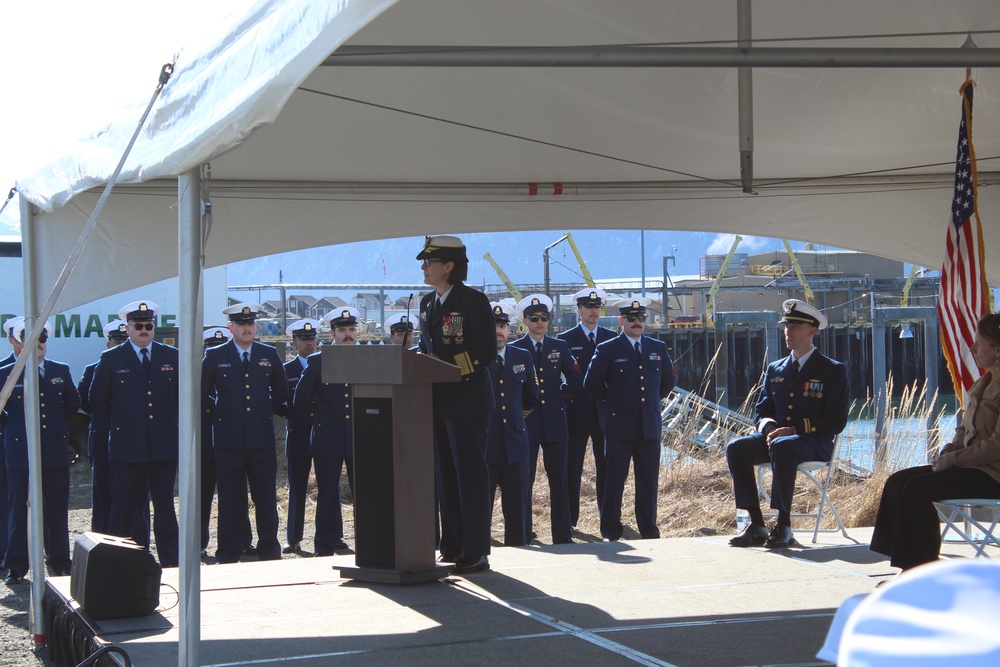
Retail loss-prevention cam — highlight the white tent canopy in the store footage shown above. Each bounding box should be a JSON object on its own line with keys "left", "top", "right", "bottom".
{"left": 16, "top": 0, "right": 1000, "bottom": 311}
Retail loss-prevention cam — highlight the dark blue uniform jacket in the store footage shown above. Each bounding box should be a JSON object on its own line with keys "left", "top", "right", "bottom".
{"left": 0, "top": 359, "right": 80, "bottom": 469}
{"left": 755, "top": 351, "right": 849, "bottom": 442}
{"left": 284, "top": 357, "right": 312, "bottom": 458}
{"left": 417, "top": 283, "right": 497, "bottom": 418}
{"left": 557, "top": 324, "right": 616, "bottom": 433}
{"left": 293, "top": 351, "right": 353, "bottom": 459}
{"left": 510, "top": 334, "right": 581, "bottom": 443}
{"left": 584, "top": 333, "right": 675, "bottom": 441}
{"left": 487, "top": 345, "right": 538, "bottom": 465}
{"left": 90, "top": 341, "right": 179, "bottom": 463}
{"left": 202, "top": 340, "right": 288, "bottom": 450}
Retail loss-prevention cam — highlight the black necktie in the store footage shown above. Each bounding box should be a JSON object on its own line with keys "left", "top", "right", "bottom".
{"left": 788, "top": 359, "right": 799, "bottom": 377}
{"left": 535, "top": 341, "right": 543, "bottom": 365}
{"left": 242, "top": 351, "right": 250, "bottom": 373}
{"left": 588, "top": 331, "right": 596, "bottom": 348}
{"left": 38, "top": 365, "right": 45, "bottom": 379}
{"left": 141, "top": 348, "right": 150, "bottom": 374}
{"left": 634, "top": 341, "right": 640, "bottom": 355}
{"left": 496, "top": 354, "right": 503, "bottom": 369}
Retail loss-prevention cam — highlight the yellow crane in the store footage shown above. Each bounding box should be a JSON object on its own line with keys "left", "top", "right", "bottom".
{"left": 900, "top": 264, "right": 920, "bottom": 307}
{"left": 781, "top": 240, "right": 815, "bottom": 306}
{"left": 483, "top": 252, "right": 524, "bottom": 301}
{"left": 564, "top": 232, "right": 596, "bottom": 288}
{"left": 543, "top": 232, "right": 597, "bottom": 295}
{"left": 705, "top": 235, "right": 742, "bottom": 329}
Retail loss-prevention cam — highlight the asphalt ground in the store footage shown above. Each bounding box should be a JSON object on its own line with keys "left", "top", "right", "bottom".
{"left": 38, "top": 526, "right": 908, "bottom": 667}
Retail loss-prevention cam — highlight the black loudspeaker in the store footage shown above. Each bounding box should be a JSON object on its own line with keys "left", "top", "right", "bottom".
{"left": 70, "top": 532, "right": 161, "bottom": 620}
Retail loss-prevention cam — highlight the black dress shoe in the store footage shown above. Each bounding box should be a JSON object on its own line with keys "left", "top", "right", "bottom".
{"left": 729, "top": 523, "right": 769, "bottom": 547}
{"left": 437, "top": 553, "right": 459, "bottom": 563}
{"left": 243, "top": 544, "right": 258, "bottom": 556}
{"left": 764, "top": 524, "right": 796, "bottom": 549}
{"left": 282, "top": 543, "right": 301, "bottom": 554}
{"left": 5, "top": 572, "right": 25, "bottom": 585}
{"left": 553, "top": 537, "right": 574, "bottom": 545}
{"left": 332, "top": 540, "right": 349, "bottom": 551}
{"left": 314, "top": 551, "right": 334, "bottom": 558}
{"left": 452, "top": 556, "right": 490, "bottom": 574}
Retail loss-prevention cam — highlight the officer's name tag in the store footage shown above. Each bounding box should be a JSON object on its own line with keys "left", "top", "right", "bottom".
{"left": 570, "top": 346, "right": 583, "bottom": 351}
{"left": 614, "top": 357, "right": 629, "bottom": 363}
{"left": 115, "top": 369, "right": 129, "bottom": 374}
{"left": 218, "top": 363, "right": 232, "bottom": 368}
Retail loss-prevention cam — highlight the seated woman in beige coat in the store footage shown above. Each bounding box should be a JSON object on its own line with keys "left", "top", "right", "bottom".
{"left": 870, "top": 312, "right": 1000, "bottom": 572}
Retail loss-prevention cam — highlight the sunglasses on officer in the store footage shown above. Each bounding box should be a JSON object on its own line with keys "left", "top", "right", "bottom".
{"left": 525, "top": 314, "right": 549, "bottom": 323}
{"left": 131, "top": 322, "right": 155, "bottom": 331}
{"left": 21, "top": 333, "right": 49, "bottom": 343}
{"left": 625, "top": 315, "right": 647, "bottom": 323}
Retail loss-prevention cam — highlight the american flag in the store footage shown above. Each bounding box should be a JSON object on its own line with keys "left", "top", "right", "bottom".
{"left": 938, "top": 80, "right": 990, "bottom": 398}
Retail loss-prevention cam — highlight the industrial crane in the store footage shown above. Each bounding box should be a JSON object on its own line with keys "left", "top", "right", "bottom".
{"left": 704, "top": 235, "right": 742, "bottom": 329}
{"left": 781, "top": 240, "right": 815, "bottom": 306}
{"left": 543, "top": 231, "right": 596, "bottom": 296}
{"left": 483, "top": 252, "right": 524, "bottom": 302}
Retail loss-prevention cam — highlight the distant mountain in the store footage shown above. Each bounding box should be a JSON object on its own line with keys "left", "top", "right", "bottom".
{"left": 227, "top": 230, "right": 800, "bottom": 301}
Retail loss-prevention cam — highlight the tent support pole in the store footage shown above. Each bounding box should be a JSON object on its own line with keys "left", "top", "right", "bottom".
{"left": 177, "top": 168, "right": 204, "bottom": 667}
{"left": 323, "top": 45, "right": 1000, "bottom": 68}
{"left": 19, "top": 197, "right": 47, "bottom": 648}
{"left": 737, "top": 0, "right": 754, "bottom": 193}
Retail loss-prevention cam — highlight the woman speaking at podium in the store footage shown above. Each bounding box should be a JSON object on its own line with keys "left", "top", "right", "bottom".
{"left": 416, "top": 235, "right": 497, "bottom": 575}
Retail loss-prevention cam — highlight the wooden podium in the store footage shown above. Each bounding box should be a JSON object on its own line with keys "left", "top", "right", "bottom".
{"left": 321, "top": 344, "right": 460, "bottom": 584}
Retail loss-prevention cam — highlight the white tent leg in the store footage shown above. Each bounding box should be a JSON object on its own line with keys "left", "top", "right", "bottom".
{"left": 19, "top": 197, "right": 47, "bottom": 648}
{"left": 177, "top": 168, "right": 204, "bottom": 667}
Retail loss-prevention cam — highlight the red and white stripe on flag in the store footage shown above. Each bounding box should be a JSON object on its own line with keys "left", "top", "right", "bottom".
{"left": 938, "top": 79, "right": 990, "bottom": 398}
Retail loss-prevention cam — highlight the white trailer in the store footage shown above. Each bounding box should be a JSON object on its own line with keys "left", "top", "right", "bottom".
{"left": 0, "top": 238, "right": 228, "bottom": 458}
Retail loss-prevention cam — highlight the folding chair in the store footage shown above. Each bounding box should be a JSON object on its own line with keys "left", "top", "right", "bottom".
{"left": 934, "top": 499, "right": 1000, "bottom": 559}
{"left": 755, "top": 436, "right": 849, "bottom": 543}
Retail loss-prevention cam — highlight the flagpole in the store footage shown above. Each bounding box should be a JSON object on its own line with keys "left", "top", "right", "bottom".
{"left": 938, "top": 52, "right": 990, "bottom": 404}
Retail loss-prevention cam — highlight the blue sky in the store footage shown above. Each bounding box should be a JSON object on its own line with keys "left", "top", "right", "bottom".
{"left": 0, "top": 1, "right": 249, "bottom": 234}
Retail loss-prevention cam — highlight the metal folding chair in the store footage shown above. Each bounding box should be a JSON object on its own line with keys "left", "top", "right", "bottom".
{"left": 934, "top": 499, "right": 1000, "bottom": 559}
{"left": 755, "top": 436, "right": 849, "bottom": 543}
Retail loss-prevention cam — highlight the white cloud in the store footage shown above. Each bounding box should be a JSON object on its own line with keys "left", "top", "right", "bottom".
{"left": 705, "top": 234, "right": 772, "bottom": 255}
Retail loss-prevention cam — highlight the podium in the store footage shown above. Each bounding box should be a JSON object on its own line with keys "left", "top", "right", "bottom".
{"left": 322, "top": 344, "right": 460, "bottom": 583}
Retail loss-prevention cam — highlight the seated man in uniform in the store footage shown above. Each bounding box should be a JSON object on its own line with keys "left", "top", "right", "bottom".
{"left": 726, "top": 299, "right": 849, "bottom": 549}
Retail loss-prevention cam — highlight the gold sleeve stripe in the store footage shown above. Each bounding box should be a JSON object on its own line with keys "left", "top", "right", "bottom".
{"left": 455, "top": 351, "right": 475, "bottom": 376}
{"left": 802, "top": 418, "right": 810, "bottom": 433}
